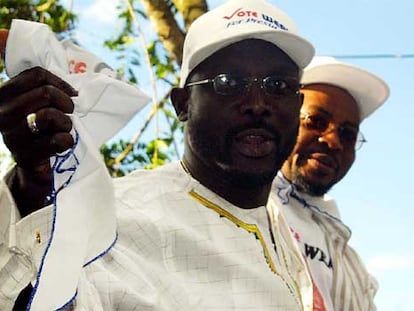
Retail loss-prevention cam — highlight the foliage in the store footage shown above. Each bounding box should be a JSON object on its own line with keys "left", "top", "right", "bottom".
{"left": 101, "top": 136, "right": 174, "bottom": 177}
{"left": 0, "top": 0, "right": 76, "bottom": 32}
{"left": 0, "top": 0, "right": 76, "bottom": 79}
{"left": 99, "top": 0, "right": 191, "bottom": 175}
{"left": 0, "top": 0, "right": 208, "bottom": 176}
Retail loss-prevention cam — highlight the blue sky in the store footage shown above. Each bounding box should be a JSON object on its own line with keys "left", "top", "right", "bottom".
{"left": 8, "top": 0, "right": 414, "bottom": 309}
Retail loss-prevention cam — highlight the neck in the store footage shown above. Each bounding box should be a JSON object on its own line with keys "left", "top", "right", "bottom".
{"left": 181, "top": 157, "right": 271, "bottom": 209}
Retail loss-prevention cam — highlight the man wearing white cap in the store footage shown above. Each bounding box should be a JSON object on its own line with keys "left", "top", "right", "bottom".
{"left": 272, "top": 56, "right": 389, "bottom": 310}
{"left": 0, "top": 0, "right": 318, "bottom": 310}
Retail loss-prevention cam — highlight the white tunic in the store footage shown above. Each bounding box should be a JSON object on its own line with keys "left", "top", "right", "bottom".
{"left": 272, "top": 173, "right": 378, "bottom": 311}
{"left": 1, "top": 19, "right": 149, "bottom": 310}
{"left": 0, "top": 163, "right": 314, "bottom": 310}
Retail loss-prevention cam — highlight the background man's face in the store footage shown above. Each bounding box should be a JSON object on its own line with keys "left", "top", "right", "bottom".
{"left": 282, "top": 84, "right": 359, "bottom": 195}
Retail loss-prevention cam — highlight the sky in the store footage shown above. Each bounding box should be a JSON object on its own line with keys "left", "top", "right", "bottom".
{"left": 5, "top": 0, "right": 414, "bottom": 309}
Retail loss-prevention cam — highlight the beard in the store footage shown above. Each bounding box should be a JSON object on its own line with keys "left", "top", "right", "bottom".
{"left": 186, "top": 120, "right": 295, "bottom": 189}
{"left": 291, "top": 171, "right": 333, "bottom": 196}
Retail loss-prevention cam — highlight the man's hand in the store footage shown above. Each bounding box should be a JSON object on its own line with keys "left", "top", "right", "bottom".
{"left": 0, "top": 67, "right": 77, "bottom": 169}
{"left": 0, "top": 67, "right": 77, "bottom": 216}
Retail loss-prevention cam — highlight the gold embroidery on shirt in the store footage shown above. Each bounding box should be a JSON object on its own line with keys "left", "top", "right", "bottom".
{"left": 35, "top": 231, "right": 41, "bottom": 244}
{"left": 188, "top": 190, "right": 303, "bottom": 309}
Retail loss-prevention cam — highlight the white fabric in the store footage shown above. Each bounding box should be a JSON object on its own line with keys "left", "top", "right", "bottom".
{"left": 301, "top": 56, "right": 389, "bottom": 120}
{"left": 3, "top": 19, "right": 150, "bottom": 310}
{"left": 1, "top": 162, "right": 314, "bottom": 310}
{"left": 179, "top": 0, "right": 314, "bottom": 86}
{"left": 272, "top": 173, "right": 378, "bottom": 311}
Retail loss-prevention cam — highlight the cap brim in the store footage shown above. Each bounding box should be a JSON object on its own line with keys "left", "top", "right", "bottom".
{"left": 301, "top": 63, "right": 390, "bottom": 120}
{"left": 191, "top": 30, "right": 314, "bottom": 70}
{"left": 183, "top": 30, "right": 314, "bottom": 87}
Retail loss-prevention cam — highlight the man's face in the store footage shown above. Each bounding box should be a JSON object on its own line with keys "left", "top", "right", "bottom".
{"left": 281, "top": 83, "right": 360, "bottom": 196}
{"left": 175, "top": 39, "right": 302, "bottom": 188}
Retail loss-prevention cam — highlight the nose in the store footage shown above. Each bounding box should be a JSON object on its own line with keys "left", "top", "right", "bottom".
{"left": 239, "top": 83, "right": 271, "bottom": 117}
{"left": 318, "top": 128, "right": 344, "bottom": 151}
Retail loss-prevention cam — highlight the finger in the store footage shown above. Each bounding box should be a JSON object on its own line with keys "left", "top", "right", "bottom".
{"left": 3, "top": 131, "right": 74, "bottom": 169}
{"left": 0, "top": 66, "right": 78, "bottom": 101}
{"left": 33, "top": 107, "right": 73, "bottom": 134}
{"left": 1, "top": 108, "right": 71, "bottom": 143}
{"left": 0, "top": 85, "right": 75, "bottom": 131}
{"left": 50, "top": 132, "right": 75, "bottom": 153}
{"left": 2, "top": 108, "right": 74, "bottom": 167}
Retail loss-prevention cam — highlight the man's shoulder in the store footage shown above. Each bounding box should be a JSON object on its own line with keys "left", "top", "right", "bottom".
{"left": 113, "top": 161, "right": 192, "bottom": 204}
{"left": 271, "top": 172, "right": 342, "bottom": 219}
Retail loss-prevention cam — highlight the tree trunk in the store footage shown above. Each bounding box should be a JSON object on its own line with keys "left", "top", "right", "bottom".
{"left": 141, "top": 0, "right": 208, "bottom": 65}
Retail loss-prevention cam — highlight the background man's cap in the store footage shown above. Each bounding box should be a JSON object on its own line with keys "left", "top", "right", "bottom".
{"left": 301, "top": 56, "right": 390, "bottom": 120}
{"left": 180, "top": 0, "right": 315, "bottom": 87}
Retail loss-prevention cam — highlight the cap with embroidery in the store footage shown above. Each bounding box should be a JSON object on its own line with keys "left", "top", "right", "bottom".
{"left": 180, "top": 0, "right": 315, "bottom": 87}
{"left": 301, "top": 56, "right": 390, "bottom": 120}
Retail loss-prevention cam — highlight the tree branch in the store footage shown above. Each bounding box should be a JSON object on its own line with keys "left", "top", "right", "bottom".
{"left": 140, "top": 0, "right": 185, "bottom": 65}
{"left": 141, "top": 0, "right": 208, "bottom": 65}
{"left": 172, "top": 0, "right": 208, "bottom": 31}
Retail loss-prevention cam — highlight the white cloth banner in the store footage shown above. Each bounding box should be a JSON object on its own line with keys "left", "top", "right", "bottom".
{"left": 5, "top": 19, "right": 150, "bottom": 310}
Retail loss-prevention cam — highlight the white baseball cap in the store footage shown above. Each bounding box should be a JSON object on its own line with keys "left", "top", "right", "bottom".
{"left": 179, "top": 0, "right": 315, "bottom": 87}
{"left": 301, "top": 56, "right": 390, "bottom": 120}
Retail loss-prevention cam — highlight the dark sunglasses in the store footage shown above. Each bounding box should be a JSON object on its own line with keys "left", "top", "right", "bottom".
{"left": 185, "top": 73, "right": 301, "bottom": 97}
{"left": 301, "top": 112, "right": 366, "bottom": 150}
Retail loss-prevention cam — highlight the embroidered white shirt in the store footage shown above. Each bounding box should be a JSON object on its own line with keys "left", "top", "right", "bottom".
{"left": 1, "top": 163, "right": 314, "bottom": 310}
{"left": 272, "top": 173, "right": 378, "bottom": 311}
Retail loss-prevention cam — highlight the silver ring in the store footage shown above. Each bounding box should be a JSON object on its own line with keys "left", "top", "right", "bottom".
{"left": 26, "top": 113, "right": 40, "bottom": 134}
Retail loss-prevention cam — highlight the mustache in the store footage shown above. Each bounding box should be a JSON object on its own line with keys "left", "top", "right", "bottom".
{"left": 311, "top": 142, "right": 338, "bottom": 158}
{"left": 225, "top": 121, "right": 281, "bottom": 143}
{"left": 306, "top": 143, "right": 340, "bottom": 169}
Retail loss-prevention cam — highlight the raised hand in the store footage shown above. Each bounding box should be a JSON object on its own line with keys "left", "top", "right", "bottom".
{"left": 0, "top": 67, "right": 77, "bottom": 170}
{"left": 0, "top": 67, "right": 77, "bottom": 216}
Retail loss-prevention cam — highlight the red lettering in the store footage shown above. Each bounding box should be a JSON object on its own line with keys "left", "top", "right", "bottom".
{"left": 242, "top": 11, "right": 257, "bottom": 17}
{"left": 224, "top": 9, "right": 258, "bottom": 19}
{"left": 223, "top": 7, "right": 242, "bottom": 19}
{"left": 68, "top": 59, "right": 87, "bottom": 74}
{"left": 74, "top": 62, "right": 86, "bottom": 73}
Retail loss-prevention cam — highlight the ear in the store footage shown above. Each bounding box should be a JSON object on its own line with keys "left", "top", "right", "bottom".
{"left": 171, "top": 87, "right": 190, "bottom": 121}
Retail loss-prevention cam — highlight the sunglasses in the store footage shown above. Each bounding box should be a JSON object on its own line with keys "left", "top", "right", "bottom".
{"left": 301, "top": 112, "right": 366, "bottom": 150}
{"left": 185, "top": 73, "right": 301, "bottom": 97}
